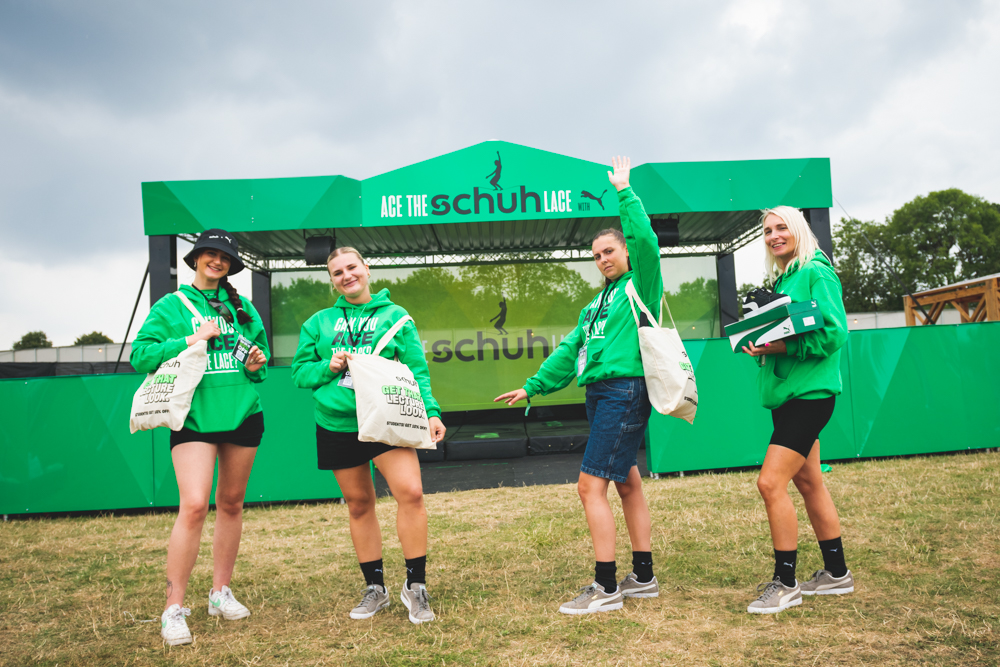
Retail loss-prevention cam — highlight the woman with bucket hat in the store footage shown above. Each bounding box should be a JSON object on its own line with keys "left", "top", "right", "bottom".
{"left": 130, "top": 229, "right": 270, "bottom": 646}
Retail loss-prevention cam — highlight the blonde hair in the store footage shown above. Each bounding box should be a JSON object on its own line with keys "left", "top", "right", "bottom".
{"left": 761, "top": 206, "right": 823, "bottom": 283}
{"left": 326, "top": 246, "right": 366, "bottom": 267}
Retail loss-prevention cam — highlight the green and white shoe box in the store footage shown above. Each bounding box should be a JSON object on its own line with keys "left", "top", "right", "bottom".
{"left": 724, "top": 301, "right": 824, "bottom": 353}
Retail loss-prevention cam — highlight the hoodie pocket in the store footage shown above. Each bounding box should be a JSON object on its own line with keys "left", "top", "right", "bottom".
{"left": 772, "top": 355, "right": 795, "bottom": 381}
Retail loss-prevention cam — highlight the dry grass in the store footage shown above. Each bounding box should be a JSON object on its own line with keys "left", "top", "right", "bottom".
{"left": 1, "top": 451, "right": 998, "bottom": 666}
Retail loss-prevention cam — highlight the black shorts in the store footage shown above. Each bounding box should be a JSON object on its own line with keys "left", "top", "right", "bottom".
{"left": 769, "top": 397, "right": 835, "bottom": 458}
{"left": 317, "top": 425, "right": 395, "bottom": 470}
{"left": 170, "top": 411, "right": 265, "bottom": 450}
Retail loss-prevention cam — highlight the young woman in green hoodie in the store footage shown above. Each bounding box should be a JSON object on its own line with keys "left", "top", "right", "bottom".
{"left": 130, "top": 229, "right": 270, "bottom": 646}
{"left": 741, "top": 206, "right": 854, "bottom": 615}
{"left": 495, "top": 157, "right": 662, "bottom": 615}
{"left": 292, "top": 247, "right": 446, "bottom": 625}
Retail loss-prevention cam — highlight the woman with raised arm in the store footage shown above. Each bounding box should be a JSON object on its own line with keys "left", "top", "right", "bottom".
{"left": 740, "top": 207, "right": 853, "bottom": 614}
{"left": 495, "top": 157, "right": 662, "bottom": 615}
{"left": 130, "top": 229, "right": 269, "bottom": 646}
{"left": 291, "top": 247, "right": 446, "bottom": 625}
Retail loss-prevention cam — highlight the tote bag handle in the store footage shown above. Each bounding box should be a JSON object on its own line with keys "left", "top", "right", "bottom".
{"left": 373, "top": 315, "right": 414, "bottom": 356}
{"left": 625, "top": 279, "right": 678, "bottom": 331}
{"left": 175, "top": 291, "right": 209, "bottom": 326}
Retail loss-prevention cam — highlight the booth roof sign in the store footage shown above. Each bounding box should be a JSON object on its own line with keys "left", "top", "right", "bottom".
{"left": 140, "top": 140, "right": 831, "bottom": 236}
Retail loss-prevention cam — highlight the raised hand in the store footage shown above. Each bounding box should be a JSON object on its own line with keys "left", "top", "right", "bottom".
{"left": 607, "top": 155, "right": 631, "bottom": 192}
{"left": 494, "top": 388, "right": 528, "bottom": 406}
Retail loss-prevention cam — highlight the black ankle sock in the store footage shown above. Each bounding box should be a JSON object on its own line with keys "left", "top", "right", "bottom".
{"left": 595, "top": 561, "right": 617, "bottom": 593}
{"left": 818, "top": 537, "right": 848, "bottom": 578}
{"left": 405, "top": 555, "right": 427, "bottom": 586}
{"left": 632, "top": 551, "right": 654, "bottom": 584}
{"left": 359, "top": 559, "right": 384, "bottom": 589}
{"left": 773, "top": 549, "right": 797, "bottom": 588}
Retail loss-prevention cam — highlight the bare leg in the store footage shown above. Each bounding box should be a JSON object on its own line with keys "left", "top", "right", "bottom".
{"left": 372, "top": 448, "right": 427, "bottom": 559}
{"left": 166, "top": 442, "right": 217, "bottom": 609}
{"left": 614, "top": 466, "right": 651, "bottom": 552}
{"left": 756, "top": 445, "right": 809, "bottom": 551}
{"left": 211, "top": 442, "right": 258, "bottom": 591}
{"left": 792, "top": 441, "right": 842, "bottom": 541}
{"left": 333, "top": 464, "right": 382, "bottom": 563}
{"left": 578, "top": 471, "right": 615, "bottom": 562}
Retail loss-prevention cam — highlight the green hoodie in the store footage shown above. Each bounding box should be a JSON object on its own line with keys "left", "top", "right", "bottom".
{"left": 523, "top": 187, "right": 663, "bottom": 397}
{"left": 756, "top": 250, "right": 849, "bottom": 409}
{"left": 130, "top": 284, "right": 269, "bottom": 432}
{"left": 291, "top": 288, "right": 442, "bottom": 432}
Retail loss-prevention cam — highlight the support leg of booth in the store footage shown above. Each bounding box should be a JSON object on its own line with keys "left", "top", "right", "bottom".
{"left": 252, "top": 270, "right": 274, "bottom": 366}
{"left": 148, "top": 235, "right": 177, "bottom": 306}
{"left": 716, "top": 252, "right": 738, "bottom": 328}
{"left": 805, "top": 208, "right": 834, "bottom": 264}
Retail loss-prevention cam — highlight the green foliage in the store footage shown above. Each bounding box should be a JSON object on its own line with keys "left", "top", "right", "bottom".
{"left": 272, "top": 277, "right": 337, "bottom": 336}
{"left": 834, "top": 189, "right": 1000, "bottom": 312}
{"left": 73, "top": 332, "right": 113, "bottom": 346}
{"left": 13, "top": 331, "right": 53, "bottom": 350}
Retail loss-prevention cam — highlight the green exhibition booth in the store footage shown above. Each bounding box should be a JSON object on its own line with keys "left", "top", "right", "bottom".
{"left": 3, "top": 141, "right": 997, "bottom": 516}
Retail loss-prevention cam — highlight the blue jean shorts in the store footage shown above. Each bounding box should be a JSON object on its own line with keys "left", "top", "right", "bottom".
{"left": 582, "top": 377, "right": 652, "bottom": 483}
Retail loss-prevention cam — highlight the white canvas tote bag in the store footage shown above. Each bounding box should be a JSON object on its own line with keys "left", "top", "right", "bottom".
{"left": 624, "top": 280, "right": 698, "bottom": 424}
{"left": 346, "top": 315, "right": 435, "bottom": 450}
{"left": 129, "top": 292, "right": 210, "bottom": 434}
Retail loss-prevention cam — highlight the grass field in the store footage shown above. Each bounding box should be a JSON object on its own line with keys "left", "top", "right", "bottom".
{"left": 2, "top": 451, "right": 998, "bottom": 666}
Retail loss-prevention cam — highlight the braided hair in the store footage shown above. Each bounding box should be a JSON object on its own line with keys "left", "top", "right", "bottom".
{"left": 219, "top": 275, "right": 253, "bottom": 325}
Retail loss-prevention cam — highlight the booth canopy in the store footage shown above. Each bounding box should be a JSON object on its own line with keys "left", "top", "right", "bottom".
{"left": 141, "top": 141, "right": 832, "bottom": 271}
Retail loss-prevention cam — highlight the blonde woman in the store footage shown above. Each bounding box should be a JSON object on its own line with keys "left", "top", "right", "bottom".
{"left": 741, "top": 206, "right": 853, "bottom": 614}
{"left": 291, "top": 247, "right": 445, "bottom": 624}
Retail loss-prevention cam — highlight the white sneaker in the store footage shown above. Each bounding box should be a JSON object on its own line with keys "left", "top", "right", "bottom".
{"left": 160, "top": 604, "right": 192, "bottom": 646}
{"left": 208, "top": 585, "right": 251, "bottom": 620}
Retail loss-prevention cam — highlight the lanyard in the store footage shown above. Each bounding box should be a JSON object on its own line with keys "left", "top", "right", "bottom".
{"left": 341, "top": 306, "right": 374, "bottom": 346}
{"left": 587, "top": 279, "right": 618, "bottom": 338}
{"left": 192, "top": 287, "right": 234, "bottom": 324}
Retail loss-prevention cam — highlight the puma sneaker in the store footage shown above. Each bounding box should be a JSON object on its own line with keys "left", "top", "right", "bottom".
{"left": 558, "top": 582, "right": 624, "bottom": 615}
{"left": 400, "top": 581, "right": 435, "bottom": 624}
{"left": 742, "top": 288, "right": 791, "bottom": 318}
{"left": 160, "top": 604, "right": 193, "bottom": 646}
{"left": 747, "top": 578, "right": 802, "bottom": 614}
{"left": 618, "top": 573, "right": 659, "bottom": 598}
{"left": 350, "top": 584, "right": 390, "bottom": 619}
{"left": 800, "top": 569, "right": 855, "bottom": 595}
{"left": 208, "top": 585, "right": 251, "bottom": 620}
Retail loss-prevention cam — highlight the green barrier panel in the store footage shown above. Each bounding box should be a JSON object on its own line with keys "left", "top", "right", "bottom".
{"left": 645, "top": 338, "right": 855, "bottom": 474}
{"left": 849, "top": 322, "right": 1000, "bottom": 457}
{"left": 0, "top": 374, "right": 154, "bottom": 514}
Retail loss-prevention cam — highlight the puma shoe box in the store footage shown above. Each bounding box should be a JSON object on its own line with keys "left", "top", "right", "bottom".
{"left": 724, "top": 300, "right": 824, "bottom": 353}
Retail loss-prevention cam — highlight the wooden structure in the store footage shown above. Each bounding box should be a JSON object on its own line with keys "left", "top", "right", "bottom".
{"left": 904, "top": 273, "right": 1000, "bottom": 325}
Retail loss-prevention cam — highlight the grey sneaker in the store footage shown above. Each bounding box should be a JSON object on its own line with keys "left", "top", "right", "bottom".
{"left": 208, "top": 585, "right": 250, "bottom": 620}
{"left": 800, "top": 569, "right": 854, "bottom": 596}
{"left": 350, "top": 584, "right": 390, "bottom": 619}
{"left": 747, "top": 578, "right": 802, "bottom": 614}
{"left": 618, "top": 573, "right": 659, "bottom": 598}
{"left": 400, "top": 581, "right": 434, "bottom": 624}
{"left": 558, "top": 582, "right": 624, "bottom": 615}
{"left": 160, "top": 604, "right": 192, "bottom": 646}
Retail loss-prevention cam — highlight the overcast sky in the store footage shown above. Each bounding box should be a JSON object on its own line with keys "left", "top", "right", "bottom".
{"left": 2, "top": 1, "right": 999, "bottom": 348}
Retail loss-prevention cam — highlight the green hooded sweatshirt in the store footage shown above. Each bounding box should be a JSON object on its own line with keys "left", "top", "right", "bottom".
{"left": 291, "top": 288, "right": 442, "bottom": 432}
{"left": 130, "top": 284, "right": 269, "bottom": 432}
{"left": 523, "top": 187, "right": 663, "bottom": 397}
{"left": 756, "top": 250, "right": 849, "bottom": 409}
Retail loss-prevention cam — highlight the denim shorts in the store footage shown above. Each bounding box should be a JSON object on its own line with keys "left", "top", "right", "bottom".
{"left": 582, "top": 377, "right": 652, "bottom": 483}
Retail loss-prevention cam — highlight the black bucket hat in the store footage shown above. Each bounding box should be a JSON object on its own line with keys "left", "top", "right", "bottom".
{"left": 183, "top": 229, "right": 245, "bottom": 275}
